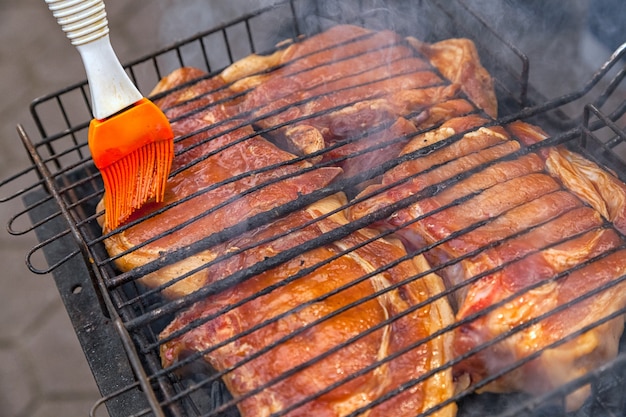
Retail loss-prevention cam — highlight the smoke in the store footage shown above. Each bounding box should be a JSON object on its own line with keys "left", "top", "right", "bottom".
{"left": 470, "top": 0, "right": 592, "bottom": 96}
{"left": 154, "top": 0, "right": 279, "bottom": 73}
{"left": 156, "top": 0, "right": 275, "bottom": 43}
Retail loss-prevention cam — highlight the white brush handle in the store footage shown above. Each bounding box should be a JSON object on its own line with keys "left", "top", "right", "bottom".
{"left": 44, "top": 0, "right": 143, "bottom": 119}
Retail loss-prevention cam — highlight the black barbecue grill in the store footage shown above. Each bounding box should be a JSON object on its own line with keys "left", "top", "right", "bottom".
{"left": 2, "top": 0, "right": 626, "bottom": 416}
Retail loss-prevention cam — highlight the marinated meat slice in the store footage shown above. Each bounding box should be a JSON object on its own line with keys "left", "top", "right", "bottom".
{"left": 274, "top": 95, "right": 477, "bottom": 180}
{"left": 238, "top": 40, "right": 422, "bottom": 111}
{"left": 269, "top": 85, "right": 462, "bottom": 168}
{"left": 450, "top": 207, "right": 610, "bottom": 319}
{"left": 101, "top": 118, "right": 341, "bottom": 298}
{"left": 454, "top": 229, "right": 626, "bottom": 411}
{"left": 407, "top": 38, "right": 498, "bottom": 118}
{"left": 442, "top": 191, "right": 583, "bottom": 257}
{"left": 426, "top": 191, "right": 585, "bottom": 306}
{"left": 508, "top": 121, "right": 626, "bottom": 231}
{"left": 160, "top": 193, "right": 456, "bottom": 417}
{"left": 222, "top": 25, "right": 407, "bottom": 93}
{"left": 404, "top": 171, "right": 561, "bottom": 243}
{"left": 408, "top": 98, "right": 477, "bottom": 128}
{"left": 346, "top": 115, "right": 626, "bottom": 409}
{"left": 244, "top": 57, "right": 442, "bottom": 122}
{"left": 248, "top": 62, "right": 453, "bottom": 145}
{"left": 322, "top": 116, "right": 418, "bottom": 180}
{"left": 148, "top": 67, "right": 250, "bottom": 172}
{"left": 280, "top": 26, "right": 402, "bottom": 74}
{"left": 347, "top": 115, "right": 515, "bottom": 223}
{"left": 224, "top": 25, "right": 495, "bottom": 180}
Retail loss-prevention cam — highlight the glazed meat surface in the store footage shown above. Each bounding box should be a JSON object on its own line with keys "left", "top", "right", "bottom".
{"left": 347, "top": 115, "right": 626, "bottom": 410}
{"left": 227, "top": 25, "right": 496, "bottom": 178}
{"left": 98, "top": 26, "right": 474, "bottom": 415}
{"left": 160, "top": 193, "right": 456, "bottom": 417}
{"left": 93, "top": 21, "right": 625, "bottom": 416}
{"left": 100, "top": 68, "right": 342, "bottom": 298}
{"left": 101, "top": 25, "right": 499, "bottom": 300}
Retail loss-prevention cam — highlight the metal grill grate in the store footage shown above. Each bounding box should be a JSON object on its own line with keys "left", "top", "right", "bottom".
{"left": 1, "top": 1, "right": 626, "bottom": 417}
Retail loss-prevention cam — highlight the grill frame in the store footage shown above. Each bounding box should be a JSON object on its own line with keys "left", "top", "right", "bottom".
{"left": 2, "top": 1, "right": 626, "bottom": 416}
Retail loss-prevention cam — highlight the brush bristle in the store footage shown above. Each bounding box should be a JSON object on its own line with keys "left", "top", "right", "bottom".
{"left": 101, "top": 140, "right": 173, "bottom": 229}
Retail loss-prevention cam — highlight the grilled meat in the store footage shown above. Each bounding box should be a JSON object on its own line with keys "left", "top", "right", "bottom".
{"left": 406, "top": 37, "right": 497, "bottom": 119}
{"left": 100, "top": 54, "right": 461, "bottom": 414}
{"left": 160, "top": 193, "right": 456, "bottom": 417}
{"left": 97, "top": 24, "right": 529, "bottom": 416}
{"left": 100, "top": 25, "right": 498, "bottom": 300}
{"left": 100, "top": 68, "right": 342, "bottom": 297}
{"left": 347, "top": 115, "right": 626, "bottom": 409}
{"left": 227, "top": 24, "right": 495, "bottom": 176}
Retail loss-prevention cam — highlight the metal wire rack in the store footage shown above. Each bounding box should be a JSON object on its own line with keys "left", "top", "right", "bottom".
{"left": 1, "top": 1, "right": 626, "bottom": 416}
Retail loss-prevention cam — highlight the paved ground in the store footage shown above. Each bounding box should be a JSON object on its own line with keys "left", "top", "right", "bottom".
{"left": 0, "top": 1, "right": 622, "bottom": 417}
{"left": 0, "top": 2, "right": 200, "bottom": 416}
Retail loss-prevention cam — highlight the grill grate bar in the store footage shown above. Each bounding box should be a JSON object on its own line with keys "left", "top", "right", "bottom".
{"left": 589, "top": 64, "right": 626, "bottom": 112}
{"left": 127, "top": 136, "right": 624, "bottom": 410}
{"left": 98, "top": 39, "right": 625, "bottom": 288}
{"left": 101, "top": 89, "right": 470, "bottom": 282}
{"left": 580, "top": 103, "right": 626, "bottom": 185}
{"left": 149, "top": 188, "right": 599, "bottom": 373}
{"left": 106, "top": 122, "right": 579, "bottom": 337}
{"left": 166, "top": 242, "right": 626, "bottom": 417}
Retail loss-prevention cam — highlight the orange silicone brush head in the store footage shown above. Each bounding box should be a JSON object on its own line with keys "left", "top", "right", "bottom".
{"left": 88, "top": 98, "right": 174, "bottom": 229}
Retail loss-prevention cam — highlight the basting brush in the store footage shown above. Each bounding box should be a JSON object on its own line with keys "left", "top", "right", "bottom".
{"left": 44, "top": 0, "right": 174, "bottom": 229}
